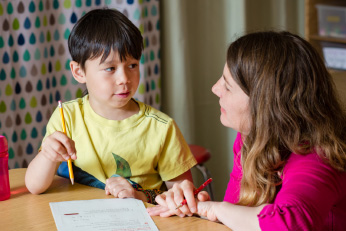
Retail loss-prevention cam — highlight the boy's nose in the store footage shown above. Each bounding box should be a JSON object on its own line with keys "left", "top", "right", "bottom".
{"left": 116, "top": 70, "right": 130, "bottom": 85}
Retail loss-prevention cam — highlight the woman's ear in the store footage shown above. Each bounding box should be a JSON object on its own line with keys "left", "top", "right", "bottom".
{"left": 70, "top": 61, "right": 86, "bottom": 83}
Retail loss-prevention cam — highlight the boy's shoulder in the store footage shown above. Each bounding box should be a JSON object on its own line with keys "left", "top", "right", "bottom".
{"left": 136, "top": 100, "right": 173, "bottom": 125}
{"left": 61, "top": 96, "right": 86, "bottom": 112}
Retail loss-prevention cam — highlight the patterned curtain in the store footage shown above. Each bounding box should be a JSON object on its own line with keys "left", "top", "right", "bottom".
{"left": 0, "top": 0, "right": 160, "bottom": 169}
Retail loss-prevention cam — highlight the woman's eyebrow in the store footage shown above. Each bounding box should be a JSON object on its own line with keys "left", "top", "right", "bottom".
{"left": 223, "top": 74, "right": 232, "bottom": 87}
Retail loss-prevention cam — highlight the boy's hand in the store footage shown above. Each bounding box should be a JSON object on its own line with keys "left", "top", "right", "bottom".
{"left": 40, "top": 131, "right": 77, "bottom": 162}
{"left": 105, "top": 177, "right": 136, "bottom": 199}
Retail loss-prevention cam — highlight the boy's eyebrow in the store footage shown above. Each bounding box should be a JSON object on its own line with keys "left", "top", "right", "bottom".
{"left": 101, "top": 58, "right": 119, "bottom": 65}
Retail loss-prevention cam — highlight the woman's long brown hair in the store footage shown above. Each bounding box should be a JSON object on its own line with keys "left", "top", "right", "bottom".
{"left": 227, "top": 31, "right": 346, "bottom": 206}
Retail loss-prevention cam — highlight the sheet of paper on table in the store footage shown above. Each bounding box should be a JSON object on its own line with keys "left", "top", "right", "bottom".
{"left": 49, "top": 198, "right": 158, "bottom": 231}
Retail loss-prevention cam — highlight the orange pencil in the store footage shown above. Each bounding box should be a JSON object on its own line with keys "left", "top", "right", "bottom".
{"left": 58, "top": 100, "right": 74, "bottom": 185}
{"left": 175, "top": 178, "right": 213, "bottom": 209}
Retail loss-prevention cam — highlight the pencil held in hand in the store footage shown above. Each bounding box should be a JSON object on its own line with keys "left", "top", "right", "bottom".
{"left": 175, "top": 178, "right": 213, "bottom": 209}
{"left": 58, "top": 100, "right": 75, "bottom": 185}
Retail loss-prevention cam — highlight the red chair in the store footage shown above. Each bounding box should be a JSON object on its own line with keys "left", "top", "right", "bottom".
{"left": 189, "top": 144, "right": 215, "bottom": 200}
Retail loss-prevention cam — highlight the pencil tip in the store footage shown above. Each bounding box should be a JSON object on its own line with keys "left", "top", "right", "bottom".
{"left": 71, "top": 178, "right": 74, "bottom": 185}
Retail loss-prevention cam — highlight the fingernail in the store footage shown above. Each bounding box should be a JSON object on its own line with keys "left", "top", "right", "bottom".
{"left": 191, "top": 207, "right": 196, "bottom": 213}
{"left": 179, "top": 214, "right": 184, "bottom": 218}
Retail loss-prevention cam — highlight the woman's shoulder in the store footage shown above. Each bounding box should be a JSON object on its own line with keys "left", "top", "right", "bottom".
{"left": 283, "top": 151, "right": 346, "bottom": 182}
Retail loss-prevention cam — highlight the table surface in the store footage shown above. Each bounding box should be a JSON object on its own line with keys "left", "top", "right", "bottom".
{"left": 2, "top": 168, "right": 230, "bottom": 231}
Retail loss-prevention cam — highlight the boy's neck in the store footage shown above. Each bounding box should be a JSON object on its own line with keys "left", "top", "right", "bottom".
{"left": 89, "top": 98, "right": 140, "bottom": 121}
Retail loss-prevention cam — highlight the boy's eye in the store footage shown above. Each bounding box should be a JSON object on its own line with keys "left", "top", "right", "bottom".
{"left": 129, "top": 63, "right": 138, "bottom": 69}
{"left": 105, "top": 67, "right": 115, "bottom": 72}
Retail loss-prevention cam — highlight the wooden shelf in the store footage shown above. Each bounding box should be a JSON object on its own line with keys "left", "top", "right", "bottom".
{"left": 309, "top": 34, "right": 346, "bottom": 44}
{"left": 305, "top": 0, "right": 346, "bottom": 105}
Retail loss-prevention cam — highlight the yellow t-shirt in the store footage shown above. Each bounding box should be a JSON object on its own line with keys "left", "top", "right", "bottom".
{"left": 43, "top": 95, "right": 197, "bottom": 189}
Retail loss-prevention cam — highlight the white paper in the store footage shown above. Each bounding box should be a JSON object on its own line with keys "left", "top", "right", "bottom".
{"left": 49, "top": 198, "right": 158, "bottom": 231}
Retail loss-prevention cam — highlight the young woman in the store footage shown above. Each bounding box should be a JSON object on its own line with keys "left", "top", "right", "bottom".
{"left": 147, "top": 31, "right": 346, "bottom": 231}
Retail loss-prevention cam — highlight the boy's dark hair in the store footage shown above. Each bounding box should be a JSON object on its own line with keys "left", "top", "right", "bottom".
{"left": 68, "top": 8, "right": 143, "bottom": 70}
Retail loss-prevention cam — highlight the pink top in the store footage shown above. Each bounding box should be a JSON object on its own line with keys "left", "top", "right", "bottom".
{"left": 224, "top": 132, "right": 346, "bottom": 231}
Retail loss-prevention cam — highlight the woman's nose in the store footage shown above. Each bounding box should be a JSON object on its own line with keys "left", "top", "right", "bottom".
{"left": 212, "top": 79, "right": 221, "bottom": 97}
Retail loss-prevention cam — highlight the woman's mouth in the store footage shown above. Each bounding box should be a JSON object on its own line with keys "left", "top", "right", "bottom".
{"left": 220, "top": 107, "right": 226, "bottom": 114}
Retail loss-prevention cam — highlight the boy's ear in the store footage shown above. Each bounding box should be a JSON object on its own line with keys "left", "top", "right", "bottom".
{"left": 70, "top": 61, "right": 86, "bottom": 83}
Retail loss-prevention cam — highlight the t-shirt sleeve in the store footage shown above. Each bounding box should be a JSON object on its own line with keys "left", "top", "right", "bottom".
{"left": 258, "top": 153, "right": 345, "bottom": 230}
{"left": 157, "top": 120, "right": 197, "bottom": 181}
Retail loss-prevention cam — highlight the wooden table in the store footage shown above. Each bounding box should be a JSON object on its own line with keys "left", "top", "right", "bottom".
{"left": 2, "top": 169, "right": 230, "bottom": 231}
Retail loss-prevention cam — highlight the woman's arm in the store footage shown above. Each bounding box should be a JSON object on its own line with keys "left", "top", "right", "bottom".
{"left": 198, "top": 201, "right": 266, "bottom": 231}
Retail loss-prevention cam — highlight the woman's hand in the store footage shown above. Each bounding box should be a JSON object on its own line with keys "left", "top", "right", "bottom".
{"left": 147, "top": 180, "right": 210, "bottom": 217}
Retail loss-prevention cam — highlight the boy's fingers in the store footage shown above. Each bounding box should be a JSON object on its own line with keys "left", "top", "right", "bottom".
{"left": 53, "top": 132, "right": 76, "bottom": 157}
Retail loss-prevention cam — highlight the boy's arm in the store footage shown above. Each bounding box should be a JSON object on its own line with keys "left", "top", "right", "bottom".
{"left": 25, "top": 152, "right": 60, "bottom": 194}
{"left": 25, "top": 131, "right": 77, "bottom": 194}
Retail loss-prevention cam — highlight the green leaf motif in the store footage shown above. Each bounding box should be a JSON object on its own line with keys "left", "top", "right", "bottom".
{"left": 5, "top": 84, "right": 12, "bottom": 96}
{"left": 75, "top": 88, "right": 83, "bottom": 98}
{"left": 0, "top": 3, "right": 3, "bottom": 16}
{"left": 64, "top": 0, "right": 71, "bottom": 8}
{"left": 23, "top": 50, "right": 30, "bottom": 61}
{"left": 30, "top": 96, "right": 37, "bottom": 108}
{"left": 35, "top": 16, "right": 40, "bottom": 28}
{"left": 7, "top": 2, "right": 13, "bottom": 14}
{"left": 0, "top": 37, "right": 4, "bottom": 48}
{"left": 0, "top": 101, "right": 7, "bottom": 113}
{"left": 65, "top": 89, "right": 72, "bottom": 101}
{"left": 39, "top": 0, "right": 43, "bottom": 11}
{"left": 12, "top": 18, "right": 20, "bottom": 30}
{"left": 58, "top": 13, "right": 66, "bottom": 24}
{"left": 60, "top": 75, "right": 67, "bottom": 86}
{"left": 9, "top": 148, "right": 14, "bottom": 159}
{"left": 112, "top": 153, "right": 132, "bottom": 178}
{"left": 47, "top": 30, "right": 51, "bottom": 42}
{"left": 20, "top": 129, "right": 27, "bottom": 140}
{"left": 25, "top": 112, "right": 32, "bottom": 124}
{"left": 41, "top": 64, "right": 47, "bottom": 75}
{"left": 76, "top": 0, "right": 82, "bottom": 7}
{"left": 43, "top": 15, "right": 47, "bottom": 26}
{"left": 19, "top": 98, "right": 26, "bottom": 109}
{"left": 55, "top": 60, "right": 61, "bottom": 71}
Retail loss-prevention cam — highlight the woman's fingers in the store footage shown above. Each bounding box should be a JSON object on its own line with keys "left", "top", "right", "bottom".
{"left": 197, "top": 191, "right": 210, "bottom": 202}
{"left": 155, "top": 193, "right": 168, "bottom": 207}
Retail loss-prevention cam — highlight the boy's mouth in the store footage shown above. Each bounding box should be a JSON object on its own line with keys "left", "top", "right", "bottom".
{"left": 115, "top": 91, "right": 130, "bottom": 98}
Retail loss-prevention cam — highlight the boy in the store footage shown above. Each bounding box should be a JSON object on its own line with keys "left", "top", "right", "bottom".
{"left": 25, "top": 8, "right": 197, "bottom": 204}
